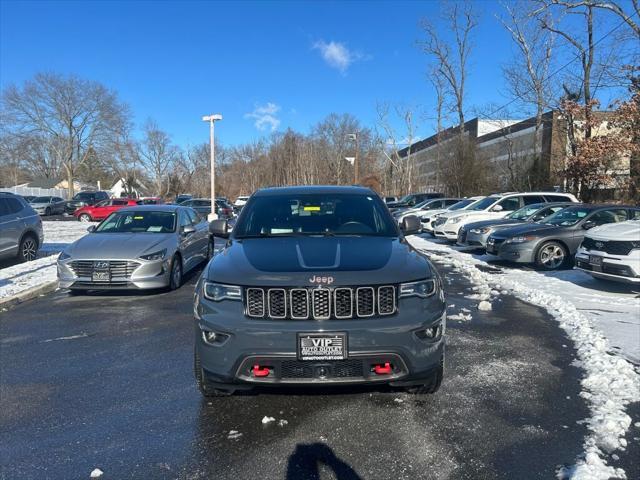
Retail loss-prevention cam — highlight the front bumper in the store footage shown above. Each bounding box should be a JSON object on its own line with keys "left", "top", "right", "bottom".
{"left": 57, "top": 257, "right": 172, "bottom": 290}
{"left": 434, "top": 223, "right": 460, "bottom": 240}
{"left": 575, "top": 249, "right": 640, "bottom": 283}
{"left": 459, "top": 229, "right": 490, "bottom": 248}
{"left": 486, "top": 239, "right": 537, "bottom": 263}
{"left": 195, "top": 294, "right": 446, "bottom": 387}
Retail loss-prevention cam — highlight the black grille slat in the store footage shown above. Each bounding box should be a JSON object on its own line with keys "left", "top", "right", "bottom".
{"left": 581, "top": 238, "right": 635, "bottom": 256}
{"left": 243, "top": 286, "right": 396, "bottom": 320}
{"left": 356, "top": 287, "right": 375, "bottom": 317}
{"left": 280, "top": 360, "right": 363, "bottom": 379}
{"left": 69, "top": 260, "right": 139, "bottom": 278}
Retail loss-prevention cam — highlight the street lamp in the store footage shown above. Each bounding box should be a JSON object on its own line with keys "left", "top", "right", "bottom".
{"left": 202, "top": 114, "right": 223, "bottom": 221}
{"left": 347, "top": 132, "right": 358, "bottom": 184}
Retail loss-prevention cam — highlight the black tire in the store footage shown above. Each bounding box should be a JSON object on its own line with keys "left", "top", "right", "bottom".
{"left": 406, "top": 359, "right": 444, "bottom": 395}
{"left": 168, "top": 255, "right": 182, "bottom": 290}
{"left": 17, "top": 234, "right": 39, "bottom": 262}
{"left": 78, "top": 213, "right": 92, "bottom": 222}
{"left": 45, "top": 207, "right": 51, "bottom": 216}
{"left": 535, "top": 241, "right": 569, "bottom": 271}
{"left": 194, "top": 349, "right": 234, "bottom": 397}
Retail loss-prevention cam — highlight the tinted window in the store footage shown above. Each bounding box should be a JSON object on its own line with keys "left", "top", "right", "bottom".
{"left": 544, "top": 194, "right": 573, "bottom": 202}
{"left": 112, "top": 199, "right": 128, "bottom": 206}
{"left": 589, "top": 209, "right": 628, "bottom": 226}
{"left": 95, "top": 200, "right": 109, "bottom": 207}
{"left": 497, "top": 197, "right": 521, "bottom": 211}
{"left": 186, "top": 208, "right": 200, "bottom": 224}
{"left": 0, "top": 198, "right": 10, "bottom": 216}
{"left": 469, "top": 197, "right": 499, "bottom": 211}
{"left": 4, "top": 197, "right": 24, "bottom": 214}
{"left": 443, "top": 199, "right": 459, "bottom": 206}
{"left": 234, "top": 193, "right": 398, "bottom": 238}
{"left": 522, "top": 195, "right": 545, "bottom": 205}
{"left": 179, "top": 210, "right": 192, "bottom": 228}
{"left": 32, "top": 196, "right": 50, "bottom": 203}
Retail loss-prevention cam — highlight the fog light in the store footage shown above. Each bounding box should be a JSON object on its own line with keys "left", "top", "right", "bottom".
{"left": 415, "top": 323, "right": 443, "bottom": 341}
{"left": 199, "top": 325, "right": 228, "bottom": 346}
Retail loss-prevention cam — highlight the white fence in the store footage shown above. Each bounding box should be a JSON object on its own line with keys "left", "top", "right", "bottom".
{"left": 0, "top": 186, "right": 69, "bottom": 199}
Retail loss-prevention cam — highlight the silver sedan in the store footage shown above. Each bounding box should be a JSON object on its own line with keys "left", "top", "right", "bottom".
{"left": 57, "top": 205, "right": 211, "bottom": 292}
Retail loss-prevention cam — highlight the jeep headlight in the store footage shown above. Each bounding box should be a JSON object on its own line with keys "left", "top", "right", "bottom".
{"left": 204, "top": 282, "right": 242, "bottom": 301}
{"left": 505, "top": 235, "right": 537, "bottom": 244}
{"left": 139, "top": 248, "right": 167, "bottom": 261}
{"left": 399, "top": 279, "right": 436, "bottom": 298}
{"left": 448, "top": 217, "right": 462, "bottom": 224}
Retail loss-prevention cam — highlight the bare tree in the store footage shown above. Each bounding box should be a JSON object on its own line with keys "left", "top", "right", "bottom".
{"left": 544, "top": 0, "right": 639, "bottom": 38}
{"left": 1, "top": 73, "right": 128, "bottom": 196}
{"left": 139, "top": 120, "right": 179, "bottom": 197}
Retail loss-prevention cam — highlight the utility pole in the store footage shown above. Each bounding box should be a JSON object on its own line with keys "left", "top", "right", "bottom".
{"left": 348, "top": 133, "right": 358, "bottom": 184}
{"left": 202, "top": 114, "right": 223, "bottom": 221}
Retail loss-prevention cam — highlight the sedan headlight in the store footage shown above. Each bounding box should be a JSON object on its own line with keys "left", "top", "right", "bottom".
{"left": 399, "top": 279, "right": 436, "bottom": 298}
{"left": 470, "top": 227, "right": 492, "bottom": 234}
{"left": 58, "top": 251, "right": 71, "bottom": 261}
{"left": 505, "top": 235, "right": 537, "bottom": 244}
{"left": 139, "top": 248, "right": 167, "bottom": 261}
{"left": 204, "top": 282, "right": 242, "bottom": 301}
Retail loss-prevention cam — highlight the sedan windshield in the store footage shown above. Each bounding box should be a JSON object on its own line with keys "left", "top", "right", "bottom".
{"left": 95, "top": 211, "right": 176, "bottom": 233}
{"left": 234, "top": 193, "right": 398, "bottom": 238}
{"left": 507, "top": 204, "right": 545, "bottom": 220}
{"left": 542, "top": 207, "right": 591, "bottom": 226}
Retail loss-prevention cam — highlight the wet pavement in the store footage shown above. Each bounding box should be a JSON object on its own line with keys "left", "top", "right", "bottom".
{"left": 0, "top": 261, "right": 627, "bottom": 480}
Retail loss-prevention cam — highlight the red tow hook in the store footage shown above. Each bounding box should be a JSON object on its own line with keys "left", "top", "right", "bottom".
{"left": 252, "top": 365, "right": 270, "bottom": 377}
{"left": 373, "top": 362, "right": 393, "bottom": 375}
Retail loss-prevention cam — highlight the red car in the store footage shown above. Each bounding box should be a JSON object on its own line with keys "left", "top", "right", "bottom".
{"left": 73, "top": 198, "right": 139, "bottom": 222}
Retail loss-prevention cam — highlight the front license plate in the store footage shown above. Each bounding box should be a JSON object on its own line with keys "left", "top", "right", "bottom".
{"left": 298, "top": 333, "right": 347, "bottom": 361}
{"left": 92, "top": 271, "right": 110, "bottom": 282}
{"left": 589, "top": 255, "right": 603, "bottom": 266}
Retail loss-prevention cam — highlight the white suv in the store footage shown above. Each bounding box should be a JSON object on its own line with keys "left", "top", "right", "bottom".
{"left": 575, "top": 219, "right": 640, "bottom": 283}
{"left": 422, "top": 197, "right": 484, "bottom": 234}
{"left": 432, "top": 192, "right": 578, "bottom": 241}
{"left": 234, "top": 196, "right": 250, "bottom": 208}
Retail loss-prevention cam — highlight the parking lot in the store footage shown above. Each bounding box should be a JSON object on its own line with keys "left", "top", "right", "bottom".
{"left": 3, "top": 254, "right": 638, "bottom": 480}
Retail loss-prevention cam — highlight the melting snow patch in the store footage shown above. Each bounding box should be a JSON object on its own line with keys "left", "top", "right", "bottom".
{"left": 412, "top": 237, "right": 640, "bottom": 480}
{"left": 478, "top": 301, "right": 492, "bottom": 311}
{"left": 278, "top": 419, "right": 288, "bottom": 427}
{"left": 261, "top": 416, "right": 275, "bottom": 424}
{"left": 448, "top": 313, "right": 473, "bottom": 321}
{"left": 90, "top": 469, "right": 103, "bottom": 478}
{"left": 227, "top": 430, "right": 242, "bottom": 439}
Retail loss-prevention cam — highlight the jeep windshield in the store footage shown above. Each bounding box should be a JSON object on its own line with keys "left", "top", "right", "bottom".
{"left": 234, "top": 193, "right": 398, "bottom": 238}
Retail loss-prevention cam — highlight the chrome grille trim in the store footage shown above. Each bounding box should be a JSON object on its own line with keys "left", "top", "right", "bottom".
{"left": 311, "top": 288, "right": 331, "bottom": 320}
{"left": 289, "top": 289, "right": 309, "bottom": 319}
{"left": 246, "top": 288, "right": 265, "bottom": 317}
{"left": 267, "top": 288, "right": 287, "bottom": 319}
{"left": 243, "top": 286, "right": 397, "bottom": 320}
{"left": 356, "top": 287, "right": 375, "bottom": 317}
{"left": 68, "top": 260, "right": 140, "bottom": 279}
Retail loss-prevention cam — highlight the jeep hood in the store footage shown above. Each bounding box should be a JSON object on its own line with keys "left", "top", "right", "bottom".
{"left": 207, "top": 236, "right": 432, "bottom": 286}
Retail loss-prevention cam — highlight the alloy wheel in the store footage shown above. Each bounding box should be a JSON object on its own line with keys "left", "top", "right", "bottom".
{"left": 22, "top": 239, "right": 37, "bottom": 261}
{"left": 540, "top": 244, "right": 565, "bottom": 269}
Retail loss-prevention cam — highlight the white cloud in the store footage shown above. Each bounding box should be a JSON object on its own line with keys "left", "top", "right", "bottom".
{"left": 312, "top": 40, "right": 366, "bottom": 74}
{"left": 244, "top": 102, "right": 281, "bottom": 132}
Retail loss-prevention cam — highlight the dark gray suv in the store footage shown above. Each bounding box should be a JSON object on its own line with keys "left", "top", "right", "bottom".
{"left": 0, "top": 192, "right": 44, "bottom": 262}
{"left": 193, "top": 186, "right": 446, "bottom": 397}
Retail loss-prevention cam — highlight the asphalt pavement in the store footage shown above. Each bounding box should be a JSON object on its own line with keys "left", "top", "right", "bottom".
{"left": 1, "top": 259, "right": 637, "bottom": 480}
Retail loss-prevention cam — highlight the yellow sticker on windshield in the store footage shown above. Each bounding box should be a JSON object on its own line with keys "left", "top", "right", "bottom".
{"left": 134, "top": 216, "right": 144, "bottom": 220}
{"left": 303, "top": 206, "right": 320, "bottom": 211}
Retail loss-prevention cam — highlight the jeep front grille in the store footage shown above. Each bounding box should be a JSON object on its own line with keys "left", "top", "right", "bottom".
{"left": 244, "top": 286, "right": 396, "bottom": 320}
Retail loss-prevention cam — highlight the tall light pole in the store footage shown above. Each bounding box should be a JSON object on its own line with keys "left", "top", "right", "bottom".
{"left": 202, "top": 114, "right": 223, "bottom": 221}
{"left": 347, "top": 132, "right": 358, "bottom": 184}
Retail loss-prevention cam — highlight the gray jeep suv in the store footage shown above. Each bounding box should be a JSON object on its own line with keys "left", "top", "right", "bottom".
{"left": 193, "top": 186, "right": 446, "bottom": 397}
{"left": 0, "top": 192, "right": 44, "bottom": 262}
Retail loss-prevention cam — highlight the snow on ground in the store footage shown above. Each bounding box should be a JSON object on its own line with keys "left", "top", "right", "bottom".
{"left": 410, "top": 235, "right": 640, "bottom": 480}
{"left": 0, "top": 221, "right": 93, "bottom": 300}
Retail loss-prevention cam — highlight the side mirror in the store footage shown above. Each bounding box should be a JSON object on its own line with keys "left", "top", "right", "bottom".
{"left": 492, "top": 204, "right": 503, "bottom": 212}
{"left": 582, "top": 220, "right": 597, "bottom": 230}
{"left": 209, "top": 219, "right": 229, "bottom": 238}
{"left": 182, "top": 225, "right": 196, "bottom": 235}
{"left": 87, "top": 225, "right": 96, "bottom": 233}
{"left": 401, "top": 215, "right": 421, "bottom": 236}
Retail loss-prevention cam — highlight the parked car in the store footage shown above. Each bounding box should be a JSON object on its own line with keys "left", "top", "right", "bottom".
{"left": 433, "top": 192, "right": 579, "bottom": 241}
{"left": 575, "top": 219, "right": 640, "bottom": 283}
{"left": 386, "top": 192, "right": 444, "bottom": 212}
{"left": 422, "top": 197, "right": 485, "bottom": 234}
{"left": 458, "top": 202, "right": 576, "bottom": 248}
{"left": 394, "top": 198, "right": 462, "bottom": 224}
{"left": 175, "top": 194, "right": 193, "bottom": 205}
{"left": 64, "top": 190, "right": 110, "bottom": 214}
{"left": 179, "top": 198, "right": 233, "bottom": 219}
{"left": 57, "top": 205, "right": 211, "bottom": 292}
{"left": 234, "top": 195, "right": 250, "bottom": 208}
{"left": 195, "top": 185, "right": 445, "bottom": 397}
{"left": 138, "top": 197, "right": 164, "bottom": 205}
{"left": 30, "top": 196, "right": 66, "bottom": 216}
{"left": 20, "top": 195, "right": 36, "bottom": 203}
{"left": 73, "top": 198, "right": 139, "bottom": 222}
{"left": 485, "top": 204, "right": 640, "bottom": 270}
{"left": 384, "top": 196, "right": 398, "bottom": 205}
{"left": 0, "top": 192, "right": 43, "bottom": 262}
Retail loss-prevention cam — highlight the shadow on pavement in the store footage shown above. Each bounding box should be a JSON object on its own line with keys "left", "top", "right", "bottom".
{"left": 286, "top": 443, "right": 362, "bottom": 480}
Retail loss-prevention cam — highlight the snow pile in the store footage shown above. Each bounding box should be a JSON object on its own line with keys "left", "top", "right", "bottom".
{"left": 477, "top": 300, "right": 492, "bottom": 311}
{"left": 0, "top": 221, "right": 93, "bottom": 300}
{"left": 90, "top": 468, "right": 103, "bottom": 478}
{"left": 412, "top": 236, "right": 640, "bottom": 480}
{"left": 261, "top": 416, "right": 275, "bottom": 424}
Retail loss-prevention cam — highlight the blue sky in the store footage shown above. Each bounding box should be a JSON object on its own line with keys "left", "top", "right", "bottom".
{"left": 0, "top": 0, "right": 629, "bottom": 148}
